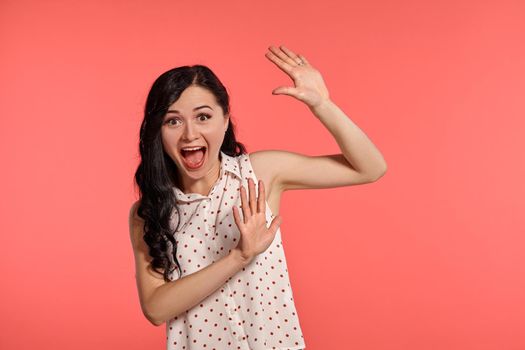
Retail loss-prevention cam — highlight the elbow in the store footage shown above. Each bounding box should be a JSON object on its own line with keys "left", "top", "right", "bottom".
{"left": 143, "top": 309, "right": 161, "bottom": 327}
{"left": 147, "top": 313, "right": 163, "bottom": 327}
{"left": 147, "top": 307, "right": 184, "bottom": 327}
{"left": 379, "top": 165, "right": 387, "bottom": 178}
{"left": 143, "top": 304, "right": 164, "bottom": 327}
{"left": 369, "top": 166, "right": 387, "bottom": 182}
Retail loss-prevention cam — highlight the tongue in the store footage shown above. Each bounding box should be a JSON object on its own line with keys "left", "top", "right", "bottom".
{"left": 184, "top": 149, "right": 204, "bottom": 165}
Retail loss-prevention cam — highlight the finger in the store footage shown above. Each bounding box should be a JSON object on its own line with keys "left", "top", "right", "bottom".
{"left": 248, "top": 178, "right": 257, "bottom": 215}
{"left": 297, "top": 54, "right": 310, "bottom": 65}
{"left": 269, "top": 45, "right": 297, "bottom": 66}
{"left": 265, "top": 50, "right": 293, "bottom": 75}
{"left": 280, "top": 45, "right": 303, "bottom": 65}
{"left": 272, "top": 86, "right": 300, "bottom": 98}
{"left": 232, "top": 205, "right": 244, "bottom": 229}
{"left": 257, "top": 179, "right": 265, "bottom": 213}
{"left": 267, "top": 214, "right": 283, "bottom": 235}
{"left": 240, "top": 184, "right": 251, "bottom": 223}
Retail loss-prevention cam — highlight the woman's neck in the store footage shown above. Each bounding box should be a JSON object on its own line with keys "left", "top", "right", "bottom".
{"left": 178, "top": 157, "right": 221, "bottom": 196}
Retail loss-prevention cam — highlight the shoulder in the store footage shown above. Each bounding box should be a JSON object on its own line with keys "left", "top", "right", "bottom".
{"left": 246, "top": 150, "right": 275, "bottom": 177}
{"left": 129, "top": 200, "right": 142, "bottom": 222}
{"left": 128, "top": 200, "right": 143, "bottom": 248}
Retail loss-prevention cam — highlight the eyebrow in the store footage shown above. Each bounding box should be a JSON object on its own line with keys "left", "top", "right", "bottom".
{"left": 166, "top": 105, "right": 213, "bottom": 114}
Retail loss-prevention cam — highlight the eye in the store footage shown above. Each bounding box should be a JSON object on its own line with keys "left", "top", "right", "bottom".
{"left": 198, "top": 113, "right": 211, "bottom": 121}
{"left": 165, "top": 117, "right": 182, "bottom": 126}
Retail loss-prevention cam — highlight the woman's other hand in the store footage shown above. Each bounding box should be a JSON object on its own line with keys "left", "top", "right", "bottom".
{"left": 231, "top": 178, "right": 282, "bottom": 265}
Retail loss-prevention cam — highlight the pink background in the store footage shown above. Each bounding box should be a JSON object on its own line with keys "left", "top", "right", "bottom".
{"left": 1, "top": 0, "right": 524, "bottom": 349}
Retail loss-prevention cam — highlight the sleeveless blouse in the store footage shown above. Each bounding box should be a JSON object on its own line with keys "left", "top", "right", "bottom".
{"left": 166, "top": 151, "right": 306, "bottom": 350}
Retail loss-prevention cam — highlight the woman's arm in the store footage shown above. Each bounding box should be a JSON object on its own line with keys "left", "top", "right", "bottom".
{"left": 129, "top": 201, "right": 250, "bottom": 326}
{"left": 248, "top": 45, "right": 387, "bottom": 192}
{"left": 308, "top": 98, "right": 387, "bottom": 176}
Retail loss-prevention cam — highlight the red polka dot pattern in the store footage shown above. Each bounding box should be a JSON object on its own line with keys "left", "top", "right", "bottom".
{"left": 166, "top": 151, "right": 306, "bottom": 350}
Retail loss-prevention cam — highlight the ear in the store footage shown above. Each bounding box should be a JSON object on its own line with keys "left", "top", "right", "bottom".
{"left": 224, "top": 114, "right": 230, "bottom": 132}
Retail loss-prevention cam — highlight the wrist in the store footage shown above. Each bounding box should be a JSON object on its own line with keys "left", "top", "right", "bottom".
{"left": 309, "top": 98, "right": 334, "bottom": 116}
{"left": 229, "top": 248, "right": 252, "bottom": 268}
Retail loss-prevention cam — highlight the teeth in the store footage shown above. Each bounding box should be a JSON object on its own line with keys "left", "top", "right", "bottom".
{"left": 181, "top": 146, "right": 205, "bottom": 151}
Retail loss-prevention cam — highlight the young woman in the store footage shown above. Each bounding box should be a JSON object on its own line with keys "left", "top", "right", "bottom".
{"left": 129, "top": 45, "right": 387, "bottom": 350}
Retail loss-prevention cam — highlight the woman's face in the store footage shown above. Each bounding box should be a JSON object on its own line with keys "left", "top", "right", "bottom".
{"left": 161, "top": 85, "right": 229, "bottom": 183}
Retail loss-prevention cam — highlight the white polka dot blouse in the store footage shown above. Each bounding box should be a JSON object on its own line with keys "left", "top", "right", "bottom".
{"left": 166, "top": 151, "right": 306, "bottom": 350}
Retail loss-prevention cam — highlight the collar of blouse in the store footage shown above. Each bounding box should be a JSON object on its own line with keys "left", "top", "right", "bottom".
{"left": 172, "top": 151, "right": 243, "bottom": 203}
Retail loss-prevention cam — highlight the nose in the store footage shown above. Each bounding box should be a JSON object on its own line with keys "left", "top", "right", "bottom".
{"left": 181, "top": 120, "right": 199, "bottom": 141}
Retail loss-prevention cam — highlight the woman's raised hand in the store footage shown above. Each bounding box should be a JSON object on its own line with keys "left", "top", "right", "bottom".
{"left": 265, "top": 44, "right": 331, "bottom": 110}
{"left": 231, "top": 178, "right": 282, "bottom": 265}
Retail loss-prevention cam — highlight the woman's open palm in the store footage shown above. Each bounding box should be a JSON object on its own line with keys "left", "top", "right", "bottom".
{"left": 232, "top": 178, "right": 282, "bottom": 264}
{"left": 265, "top": 44, "right": 330, "bottom": 109}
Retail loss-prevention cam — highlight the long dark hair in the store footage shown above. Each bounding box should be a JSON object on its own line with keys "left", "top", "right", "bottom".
{"left": 134, "top": 65, "right": 247, "bottom": 282}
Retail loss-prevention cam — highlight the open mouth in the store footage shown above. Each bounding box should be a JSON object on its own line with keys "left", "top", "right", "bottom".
{"left": 179, "top": 146, "right": 207, "bottom": 169}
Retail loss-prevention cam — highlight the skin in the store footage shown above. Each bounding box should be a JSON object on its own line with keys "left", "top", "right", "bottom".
{"left": 160, "top": 44, "right": 388, "bottom": 216}
{"left": 131, "top": 90, "right": 282, "bottom": 325}
{"left": 160, "top": 84, "right": 281, "bottom": 261}
{"left": 160, "top": 85, "right": 229, "bottom": 197}
{"left": 159, "top": 84, "right": 281, "bottom": 215}
{"left": 130, "top": 44, "right": 388, "bottom": 326}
